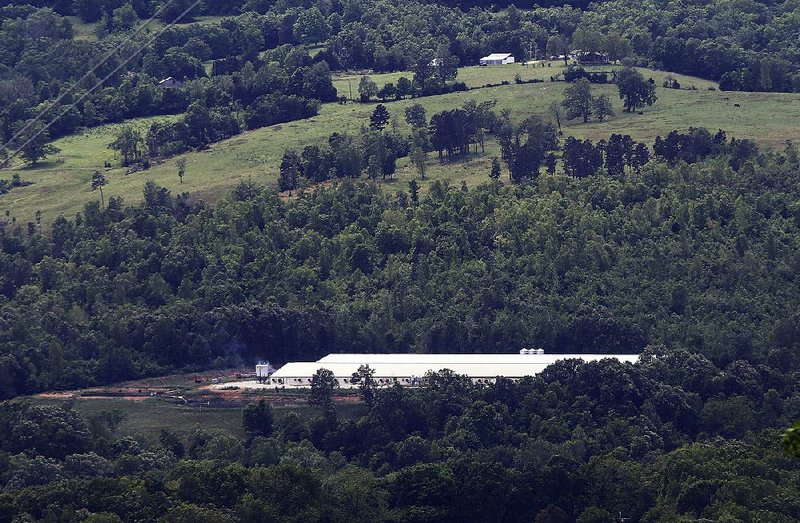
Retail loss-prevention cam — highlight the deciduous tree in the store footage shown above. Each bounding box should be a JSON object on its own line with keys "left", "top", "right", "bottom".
{"left": 548, "top": 101, "right": 564, "bottom": 132}
{"left": 396, "top": 77, "right": 413, "bottom": 99}
{"left": 404, "top": 104, "right": 427, "bottom": 130}
{"left": 593, "top": 94, "right": 614, "bottom": 122}
{"left": 242, "top": 400, "right": 274, "bottom": 437}
{"left": 358, "top": 76, "right": 378, "bottom": 102}
{"left": 108, "top": 126, "right": 143, "bottom": 167}
{"left": 176, "top": 159, "right": 186, "bottom": 184}
{"left": 411, "top": 144, "right": 427, "bottom": 179}
{"left": 310, "top": 368, "right": 338, "bottom": 413}
{"left": 370, "top": 104, "right": 390, "bottom": 130}
{"left": 111, "top": 3, "right": 138, "bottom": 32}
{"left": 497, "top": 115, "right": 558, "bottom": 181}
{"left": 11, "top": 120, "right": 61, "bottom": 165}
{"left": 562, "top": 78, "right": 594, "bottom": 123}
{"left": 490, "top": 157, "right": 501, "bottom": 181}
{"left": 293, "top": 7, "right": 330, "bottom": 44}
{"left": 279, "top": 149, "right": 302, "bottom": 191}
{"left": 616, "top": 67, "right": 657, "bottom": 112}
{"left": 350, "top": 364, "right": 377, "bottom": 408}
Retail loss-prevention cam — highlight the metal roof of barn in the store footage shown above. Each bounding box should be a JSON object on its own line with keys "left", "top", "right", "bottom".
{"left": 270, "top": 354, "right": 639, "bottom": 380}
{"left": 318, "top": 353, "right": 638, "bottom": 364}
{"left": 481, "top": 53, "right": 513, "bottom": 60}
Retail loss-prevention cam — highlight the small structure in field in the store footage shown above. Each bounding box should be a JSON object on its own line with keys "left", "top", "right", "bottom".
{"left": 575, "top": 51, "right": 609, "bottom": 65}
{"left": 479, "top": 53, "right": 515, "bottom": 65}
{"left": 158, "top": 77, "right": 183, "bottom": 89}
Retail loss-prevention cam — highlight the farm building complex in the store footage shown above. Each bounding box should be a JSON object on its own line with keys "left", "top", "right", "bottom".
{"left": 479, "top": 53, "right": 515, "bottom": 65}
{"left": 256, "top": 352, "right": 639, "bottom": 388}
{"left": 576, "top": 51, "right": 610, "bottom": 65}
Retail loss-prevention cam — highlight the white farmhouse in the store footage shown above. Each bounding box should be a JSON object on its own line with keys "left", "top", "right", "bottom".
{"left": 479, "top": 53, "right": 515, "bottom": 65}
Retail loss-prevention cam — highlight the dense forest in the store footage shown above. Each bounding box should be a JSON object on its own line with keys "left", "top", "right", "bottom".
{"left": 1, "top": 131, "right": 799, "bottom": 398}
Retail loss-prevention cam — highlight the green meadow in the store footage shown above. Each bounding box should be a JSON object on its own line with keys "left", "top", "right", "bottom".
{"left": 4, "top": 63, "right": 799, "bottom": 224}
{"left": 24, "top": 394, "right": 366, "bottom": 443}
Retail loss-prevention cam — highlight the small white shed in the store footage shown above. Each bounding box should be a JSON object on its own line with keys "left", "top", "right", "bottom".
{"left": 479, "top": 53, "right": 515, "bottom": 65}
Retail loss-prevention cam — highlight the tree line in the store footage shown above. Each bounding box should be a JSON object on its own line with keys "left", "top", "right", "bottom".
{"left": 271, "top": 83, "right": 657, "bottom": 190}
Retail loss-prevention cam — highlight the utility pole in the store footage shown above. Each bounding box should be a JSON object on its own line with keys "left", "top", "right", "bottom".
{"left": 528, "top": 41, "right": 538, "bottom": 64}
{"left": 198, "top": 400, "right": 210, "bottom": 424}
{"left": 348, "top": 80, "right": 353, "bottom": 101}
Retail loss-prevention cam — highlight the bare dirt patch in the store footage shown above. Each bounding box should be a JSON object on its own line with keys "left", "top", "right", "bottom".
{"left": 30, "top": 368, "right": 361, "bottom": 408}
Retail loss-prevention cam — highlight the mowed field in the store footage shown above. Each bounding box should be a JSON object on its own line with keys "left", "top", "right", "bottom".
{"left": 4, "top": 63, "right": 800, "bottom": 224}
{"left": 27, "top": 396, "right": 367, "bottom": 442}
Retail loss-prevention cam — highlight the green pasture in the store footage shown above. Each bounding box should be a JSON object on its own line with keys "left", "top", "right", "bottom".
{"left": 4, "top": 64, "right": 799, "bottom": 224}
{"left": 25, "top": 395, "right": 365, "bottom": 443}
{"left": 332, "top": 62, "right": 570, "bottom": 94}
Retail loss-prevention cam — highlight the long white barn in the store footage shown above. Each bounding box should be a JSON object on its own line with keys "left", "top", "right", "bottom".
{"left": 257, "top": 352, "right": 639, "bottom": 388}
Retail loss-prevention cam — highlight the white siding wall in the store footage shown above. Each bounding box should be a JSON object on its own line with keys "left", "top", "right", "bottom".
{"left": 264, "top": 354, "right": 639, "bottom": 388}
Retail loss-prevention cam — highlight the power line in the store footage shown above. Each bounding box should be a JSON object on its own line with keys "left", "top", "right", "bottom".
{"left": 3, "top": 0, "right": 202, "bottom": 166}
{"left": 4, "top": 0, "right": 177, "bottom": 153}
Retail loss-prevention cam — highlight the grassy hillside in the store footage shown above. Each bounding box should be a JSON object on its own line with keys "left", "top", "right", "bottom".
{"left": 3, "top": 64, "right": 799, "bottom": 224}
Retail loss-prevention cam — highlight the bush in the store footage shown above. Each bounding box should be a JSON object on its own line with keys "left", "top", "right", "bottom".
{"left": 564, "top": 66, "right": 587, "bottom": 82}
{"left": 242, "top": 400, "right": 275, "bottom": 438}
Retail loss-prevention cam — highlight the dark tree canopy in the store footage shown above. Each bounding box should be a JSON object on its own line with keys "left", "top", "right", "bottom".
{"left": 498, "top": 115, "right": 559, "bottom": 181}
{"left": 370, "top": 104, "right": 390, "bottom": 131}
{"left": 10, "top": 120, "right": 61, "bottom": 165}
{"left": 242, "top": 400, "right": 275, "bottom": 437}
{"left": 615, "top": 67, "right": 657, "bottom": 112}
{"left": 310, "top": 368, "right": 338, "bottom": 410}
{"left": 562, "top": 78, "right": 594, "bottom": 123}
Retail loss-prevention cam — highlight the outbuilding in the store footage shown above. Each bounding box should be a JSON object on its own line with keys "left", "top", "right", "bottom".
{"left": 479, "top": 53, "right": 515, "bottom": 65}
{"left": 576, "top": 51, "right": 609, "bottom": 65}
{"left": 255, "top": 362, "right": 275, "bottom": 381}
{"left": 158, "top": 77, "right": 183, "bottom": 89}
